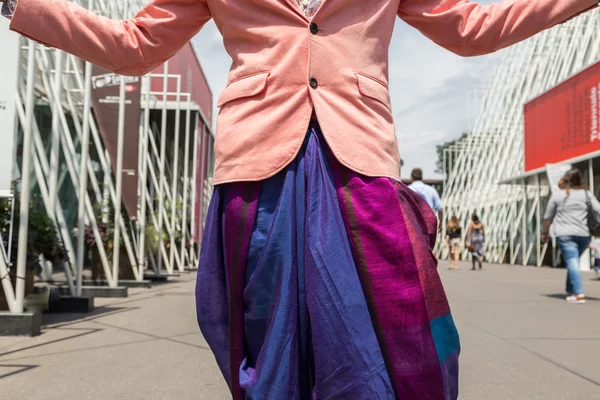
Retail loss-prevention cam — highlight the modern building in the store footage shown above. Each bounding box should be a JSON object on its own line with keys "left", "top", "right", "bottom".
{"left": 0, "top": 0, "right": 215, "bottom": 314}
{"left": 440, "top": 9, "right": 600, "bottom": 268}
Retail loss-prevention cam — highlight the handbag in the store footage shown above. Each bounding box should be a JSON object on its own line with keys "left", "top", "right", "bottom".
{"left": 584, "top": 191, "right": 600, "bottom": 236}
{"left": 467, "top": 243, "right": 476, "bottom": 252}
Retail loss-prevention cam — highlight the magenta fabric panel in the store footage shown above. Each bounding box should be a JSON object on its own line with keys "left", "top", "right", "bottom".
{"left": 223, "top": 183, "right": 260, "bottom": 400}
{"left": 393, "top": 180, "right": 451, "bottom": 320}
{"left": 331, "top": 167, "right": 447, "bottom": 399}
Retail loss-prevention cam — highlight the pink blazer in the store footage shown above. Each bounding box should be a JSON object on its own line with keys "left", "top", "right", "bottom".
{"left": 9, "top": 0, "right": 597, "bottom": 184}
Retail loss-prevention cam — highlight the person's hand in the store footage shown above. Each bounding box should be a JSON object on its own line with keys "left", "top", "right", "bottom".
{"left": 542, "top": 234, "right": 550, "bottom": 243}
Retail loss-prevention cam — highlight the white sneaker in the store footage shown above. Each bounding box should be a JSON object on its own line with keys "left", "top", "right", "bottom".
{"left": 566, "top": 295, "right": 586, "bottom": 304}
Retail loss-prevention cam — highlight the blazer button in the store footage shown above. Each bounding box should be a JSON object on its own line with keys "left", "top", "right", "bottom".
{"left": 310, "top": 23, "right": 319, "bottom": 34}
{"left": 309, "top": 78, "right": 318, "bottom": 89}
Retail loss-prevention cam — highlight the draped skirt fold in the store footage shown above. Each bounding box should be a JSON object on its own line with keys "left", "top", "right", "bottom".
{"left": 196, "top": 123, "right": 460, "bottom": 400}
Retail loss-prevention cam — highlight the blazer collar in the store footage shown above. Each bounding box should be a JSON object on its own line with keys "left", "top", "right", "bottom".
{"left": 282, "top": 0, "right": 326, "bottom": 22}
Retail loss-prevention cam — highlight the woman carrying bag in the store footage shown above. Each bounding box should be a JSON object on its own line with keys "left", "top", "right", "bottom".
{"left": 466, "top": 214, "right": 485, "bottom": 270}
{"left": 543, "top": 169, "right": 600, "bottom": 304}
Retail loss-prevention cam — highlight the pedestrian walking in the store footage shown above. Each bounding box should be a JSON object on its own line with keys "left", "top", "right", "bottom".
{"left": 589, "top": 236, "right": 600, "bottom": 280}
{"left": 409, "top": 168, "right": 444, "bottom": 231}
{"left": 543, "top": 168, "right": 600, "bottom": 304}
{"left": 466, "top": 214, "right": 485, "bottom": 270}
{"left": 4, "top": 0, "right": 598, "bottom": 397}
{"left": 445, "top": 215, "right": 462, "bottom": 270}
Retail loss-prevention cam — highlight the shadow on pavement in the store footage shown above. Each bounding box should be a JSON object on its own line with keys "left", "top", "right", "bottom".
{"left": 0, "top": 306, "right": 141, "bottom": 359}
{"left": 41, "top": 306, "right": 139, "bottom": 328}
{"left": 0, "top": 327, "right": 102, "bottom": 358}
{"left": 543, "top": 294, "right": 600, "bottom": 301}
{"left": 0, "top": 364, "right": 39, "bottom": 379}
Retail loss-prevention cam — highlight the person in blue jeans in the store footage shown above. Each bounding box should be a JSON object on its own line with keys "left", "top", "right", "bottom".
{"left": 543, "top": 169, "right": 600, "bottom": 304}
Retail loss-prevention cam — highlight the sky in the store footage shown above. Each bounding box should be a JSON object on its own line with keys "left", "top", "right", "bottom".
{"left": 192, "top": 2, "right": 502, "bottom": 180}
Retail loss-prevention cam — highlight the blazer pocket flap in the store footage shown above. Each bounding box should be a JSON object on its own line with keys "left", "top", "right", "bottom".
{"left": 217, "top": 72, "right": 270, "bottom": 107}
{"left": 355, "top": 73, "right": 391, "bottom": 109}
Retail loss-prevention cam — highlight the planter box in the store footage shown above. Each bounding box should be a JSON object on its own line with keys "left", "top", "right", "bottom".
{"left": 58, "top": 286, "right": 128, "bottom": 298}
{"left": 91, "top": 247, "right": 137, "bottom": 281}
{"left": 0, "top": 312, "right": 41, "bottom": 336}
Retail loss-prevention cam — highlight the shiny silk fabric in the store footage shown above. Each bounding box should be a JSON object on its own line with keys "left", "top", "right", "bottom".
{"left": 196, "top": 123, "right": 460, "bottom": 400}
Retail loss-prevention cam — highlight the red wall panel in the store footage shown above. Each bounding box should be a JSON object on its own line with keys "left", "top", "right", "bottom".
{"left": 524, "top": 61, "right": 600, "bottom": 171}
{"left": 151, "top": 43, "right": 213, "bottom": 123}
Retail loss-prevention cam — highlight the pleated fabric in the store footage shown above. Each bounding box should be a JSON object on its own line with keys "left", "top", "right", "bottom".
{"left": 196, "top": 123, "right": 460, "bottom": 400}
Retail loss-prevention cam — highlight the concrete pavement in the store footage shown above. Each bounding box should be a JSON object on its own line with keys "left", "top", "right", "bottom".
{"left": 0, "top": 274, "right": 229, "bottom": 400}
{"left": 448, "top": 261, "right": 600, "bottom": 400}
{"left": 1, "top": 262, "right": 599, "bottom": 399}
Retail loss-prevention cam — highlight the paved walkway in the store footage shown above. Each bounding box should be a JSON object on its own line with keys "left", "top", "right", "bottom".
{"left": 446, "top": 262, "right": 600, "bottom": 399}
{"left": 1, "top": 263, "right": 599, "bottom": 399}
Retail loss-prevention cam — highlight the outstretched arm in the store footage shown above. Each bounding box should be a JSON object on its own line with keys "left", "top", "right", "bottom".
{"left": 1, "top": 0, "right": 211, "bottom": 76}
{"left": 398, "top": 0, "right": 597, "bottom": 57}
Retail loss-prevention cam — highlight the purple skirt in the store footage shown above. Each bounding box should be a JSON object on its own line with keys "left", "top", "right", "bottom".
{"left": 196, "top": 123, "right": 460, "bottom": 399}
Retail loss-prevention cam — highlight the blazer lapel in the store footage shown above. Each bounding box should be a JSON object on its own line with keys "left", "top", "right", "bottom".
{"left": 281, "top": 0, "right": 309, "bottom": 22}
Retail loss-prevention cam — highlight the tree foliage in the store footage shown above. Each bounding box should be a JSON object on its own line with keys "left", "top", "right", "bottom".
{"left": 435, "top": 132, "right": 469, "bottom": 174}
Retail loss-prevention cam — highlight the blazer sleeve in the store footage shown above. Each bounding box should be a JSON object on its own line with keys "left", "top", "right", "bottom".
{"left": 9, "top": 0, "right": 212, "bottom": 76}
{"left": 397, "top": 0, "right": 598, "bottom": 57}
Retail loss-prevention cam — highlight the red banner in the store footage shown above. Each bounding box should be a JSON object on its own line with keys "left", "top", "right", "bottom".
{"left": 524, "top": 61, "right": 600, "bottom": 172}
{"left": 90, "top": 66, "right": 141, "bottom": 219}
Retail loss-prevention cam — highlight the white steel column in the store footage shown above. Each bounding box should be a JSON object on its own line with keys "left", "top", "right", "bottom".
{"left": 48, "top": 51, "right": 63, "bottom": 217}
{"left": 157, "top": 62, "right": 170, "bottom": 274}
{"left": 180, "top": 105, "right": 194, "bottom": 269}
{"left": 112, "top": 77, "right": 127, "bottom": 284}
{"left": 45, "top": 51, "right": 64, "bottom": 281}
{"left": 198, "top": 125, "right": 207, "bottom": 236}
{"left": 137, "top": 76, "right": 151, "bottom": 277}
{"left": 14, "top": 42, "right": 37, "bottom": 313}
{"left": 169, "top": 78, "right": 182, "bottom": 272}
{"left": 75, "top": 57, "right": 94, "bottom": 296}
{"left": 190, "top": 123, "right": 200, "bottom": 252}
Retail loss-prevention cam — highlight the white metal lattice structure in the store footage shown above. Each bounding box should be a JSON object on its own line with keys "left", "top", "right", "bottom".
{"left": 439, "top": 10, "right": 600, "bottom": 267}
{"left": 0, "top": 0, "right": 214, "bottom": 313}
